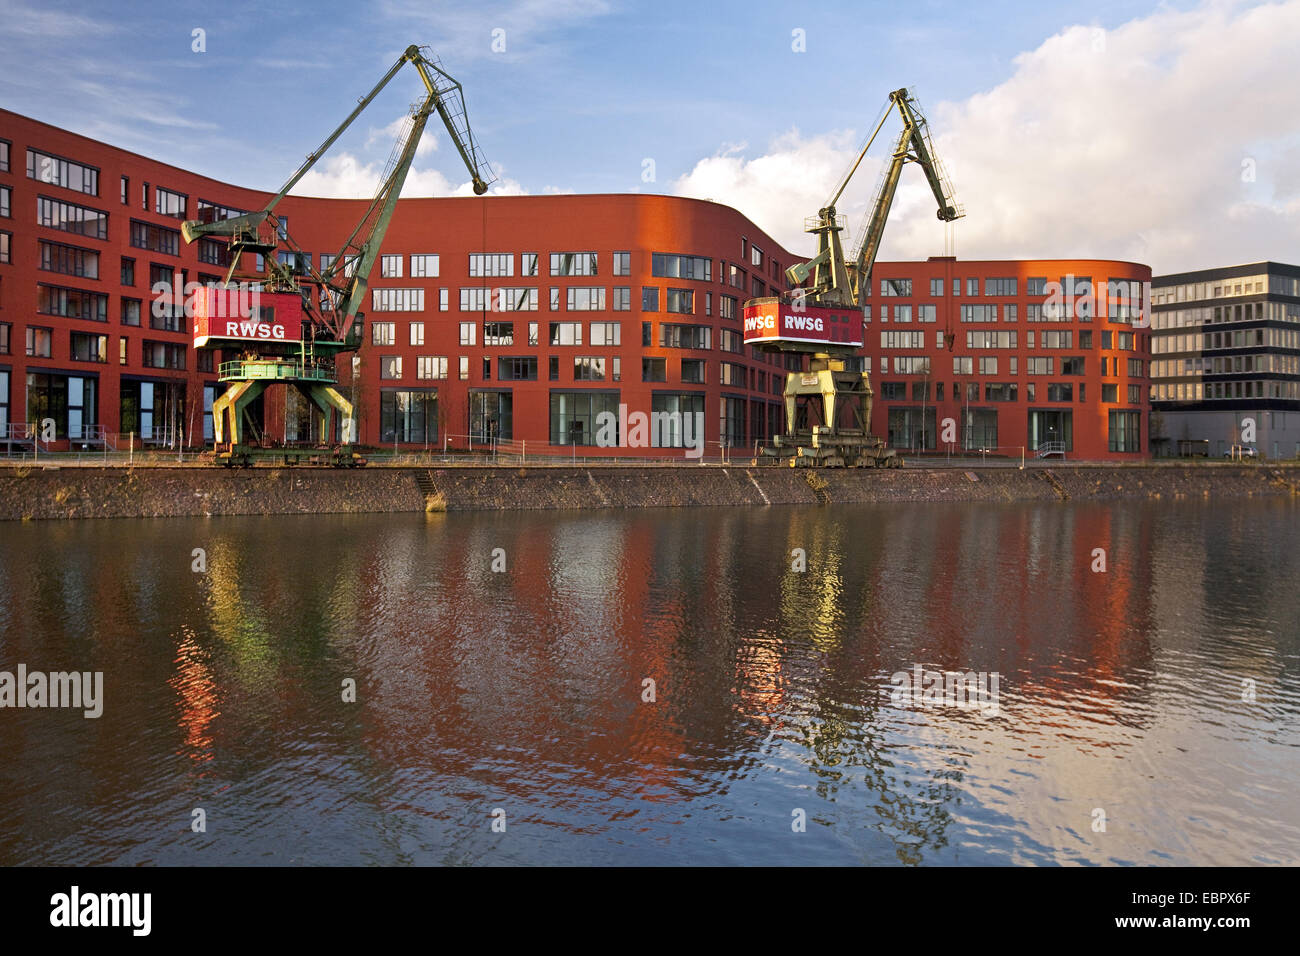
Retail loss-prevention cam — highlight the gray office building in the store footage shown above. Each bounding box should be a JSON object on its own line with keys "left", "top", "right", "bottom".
{"left": 1150, "top": 261, "right": 1300, "bottom": 459}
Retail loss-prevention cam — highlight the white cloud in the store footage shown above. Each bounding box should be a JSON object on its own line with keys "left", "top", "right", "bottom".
{"left": 674, "top": 0, "right": 1300, "bottom": 275}
{"left": 289, "top": 153, "right": 526, "bottom": 198}
{"left": 366, "top": 115, "right": 438, "bottom": 159}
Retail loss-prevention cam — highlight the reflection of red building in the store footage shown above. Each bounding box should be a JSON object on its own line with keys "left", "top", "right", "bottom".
{"left": 1, "top": 109, "right": 1148, "bottom": 459}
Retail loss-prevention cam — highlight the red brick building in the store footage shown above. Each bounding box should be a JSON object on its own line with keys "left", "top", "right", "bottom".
{"left": 0, "top": 109, "right": 1151, "bottom": 459}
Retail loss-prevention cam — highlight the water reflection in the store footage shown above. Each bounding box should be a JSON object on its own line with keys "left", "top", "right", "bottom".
{"left": 0, "top": 499, "right": 1297, "bottom": 865}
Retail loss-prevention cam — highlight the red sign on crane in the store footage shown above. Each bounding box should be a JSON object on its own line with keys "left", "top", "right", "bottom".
{"left": 742, "top": 298, "right": 863, "bottom": 349}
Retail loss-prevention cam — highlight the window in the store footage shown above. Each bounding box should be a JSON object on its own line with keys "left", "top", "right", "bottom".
{"left": 1026, "top": 277, "right": 1047, "bottom": 296}
{"left": 371, "top": 322, "right": 395, "bottom": 346}
{"left": 520, "top": 253, "right": 539, "bottom": 276}
{"left": 590, "top": 321, "right": 621, "bottom": 346}
{"left": 195, "top": 198, "right": 244, "bottom": 224}
{"left": 551, "top": 252, "right": 597, "bottom": 276}
{"left": 26, "top": 327, "right": 54, "bottom": 357}
{"left": 467, "top": 253, "right": 512, "bottom": 277}
{"left": 665, "top": 288, "right": 693, "bottom": 314}
{"left": 648, "top": 393, "right": 706, "bottom": 449}
{"left": 930, "top": 278, "right": 945, "bottom": 296}
{"left": 1108, "top": 410, "right": 1141, "bottom": 452}
{"left": 549, "top": 322, "right": 582, "bottom": 345}
{"left": 1041, "top": 330, "right": 1073, "bottom": 349}
{"left": 154, "top": 187, "right": 187, "bottom": 219}
{"left": 36, "top": 196, "right": 108, "bottom": 239}
{"left": 613, "top": 287, "right": 631, "bottom": 311}
{"left": 984, "top": 277, "right": 1017, "bottom": 296}
{"left": 751, "top": 245, "right": 763, "bottom": 268}
{"left": 372, "top": 288, "right": 424, "bottom": 311}
{"left": 38, "top": 240, "right": 99, "bottom": 279}
{"left": 461, "top": 288, "right": 488, "bottom": 311}
{"left": 410, "top": 254, "right": 439, "bottom": 277}
{"left": 549, "top": 391, "right": 620, "bottom": 445}
{"left": 379, "top": 356, "right": 402, "bottom": 380}
{"left": 277, "top": 251, "right": 311, "bottom": 274}
{"left": 499, "top": 357, "right": 539, "bottom": 381}
{"left": 567, "top": 287, "right": 606, "bottom": 311}
{"left": 490, "top": 287, "right": 538, "bottom": 311}
{"left": 121, "top": 298, "right": 141, "bottom": 326}
{"left": 643, "top": 357, "right": 667, "bottom": 382}
{"left": 880, "top": 278, "right": 912, "bottom": 296}
{"left": 381, "top": 255, "right": 403, "bottom": 278}
{"left": 1102, "top": 383, "right": 1118, "bottom": 402}
{"left": 439, "top": 289, "right": 449, "bottom": 311}
{"left": 642, "top": 287, "right": 659, "bottom": 311}
{"left": 0, "top": 139, "right": 8, "bottom": 172}
{"left": 952, "top": 356, "right": 972, "bottom": 375}
{"left": 459, "top": 356, "right": 469, "bottom": 380}
{"left": 613, "top": 252, "right": 631, "bottom": 276}
{"left": 719, "top": 329, "right": 743, "bottom": 353}
{"left": 1079, "top": 330, "right": 1093, "bottom": 349}
{"left": 0, "top": 186, "right": 10, "bottom": 219}
{"left": 129, "top": 220, "right": 179, "bottom": 256}
{"left": 965, "top": 330, "right": 1017, "bottom": 349}
{"left": 660, "top": 323, "right": 711, "bottom": 349}
{"left": 961, "top": 305, "right": 997, "bottom": 323}
{"left": 408, "top": 322, "right": 425, "bottom": 347}
{"left": 978, "top": 356, "right": 998, "bottom": 375}
{"left": 528, "top": 322, "right": 539, "bottom": 346}
{"left": 882, "top": 330, "right": 926, "bottom": 349}
{"left": 983, "top": 383, "right": 1017, "bottom": 402}
{"left": 70, "top": 332, "right": 108, "bottom": 363}
{"left": 38, "top": 285, "right": 108, "bottom": 322}
{"left": 1048, "top": 383, "right": 1073, "bottom": 402}
{"left": 894, "top": 305, "right": 913, "bottom": 323}
{"left": 1060, "top": 357, "right": 1085, "bottom": 375}
{"left": 719, "top": 295, "right": 737, "bottom": 320}
{"left": 0, "top": 231, "right": 10, "bottom": 264}
{"left": 118, "top": 335, "right": 127, "bottom": 365}
{"left": 549, "top": 356, "right": 559, "bottom": 380}
{"left": 458, "top": 322, "right": 476, "bottom": 346}
{"left": 483, "top": 321, "right": 514, "bottom": 346}
{"left": 26, "top": 149, "right": 99, "bottom": 195}
{"left": 651, "top": 253, "right": 710, "bottom": 281}
{"left": 197, "top": 239, "right": 229, "bottom": 267}
{"left": 918, "top": 304, "right": 937, "bottom": 323}
{"left": 417, "top": 356, "right": 448, "bottom": 380}
{"left": 719, "top": 361, "right": 747, "bottom": 385}
{"left": 142, "top": 340, "right": 185, "bottom": 369}
{"left": 573, "top": 356, "right": 605, "bottom": 381}
{"left": 1128, "top": 385, "right": 1141, "bottom": 404}
{"left": 681, "top": 359, "right": 706, "bottom": 383}
{"left": 379, "top": 389, "right": 439, "bottom": 444}
{"left": 1026, "top": 357, "right": 1053, "bottom": 375}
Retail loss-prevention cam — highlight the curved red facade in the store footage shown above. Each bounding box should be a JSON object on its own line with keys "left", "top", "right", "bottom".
{"left": 0, "top": 109, "right": 1151, "bottom": 459}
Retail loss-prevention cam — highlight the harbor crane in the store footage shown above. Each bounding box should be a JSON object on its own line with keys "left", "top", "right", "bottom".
{"left": 181, "top": 45, "right": 494, "bottom": 466}
{"left": 744, "top": 88, "right": 963, "bottom": 468}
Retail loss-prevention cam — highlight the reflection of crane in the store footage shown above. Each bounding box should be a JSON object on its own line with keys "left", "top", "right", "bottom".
{"left": 182, "top": 45, "right": 493, "bottom": 466}
{"left": 746, "top": 88, "right": 963, "bottom": 469}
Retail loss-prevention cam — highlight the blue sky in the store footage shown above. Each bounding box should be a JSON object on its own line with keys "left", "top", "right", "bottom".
{"left": 3, "top": 0, "right": 1298, "bottom": 272}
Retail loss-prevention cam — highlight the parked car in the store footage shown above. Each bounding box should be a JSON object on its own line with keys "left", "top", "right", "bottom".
{"left": 1224, "top": 445, "right": 1259, "bottom": 458}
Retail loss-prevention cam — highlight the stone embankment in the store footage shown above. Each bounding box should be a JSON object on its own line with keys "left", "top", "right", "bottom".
{"left": 1, "top": 462, "right": 1296, "bottom": 521}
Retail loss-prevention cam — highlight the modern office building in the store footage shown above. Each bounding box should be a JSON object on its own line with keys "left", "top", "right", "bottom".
{"left": 863, "top": 258, "right": 1151, "bottom": 460}
{"left": 0, "top": 108, "right": 1151, "bottom": 460}
{"left": 1150, "top": 261, "right": 1300, "bottom": 458}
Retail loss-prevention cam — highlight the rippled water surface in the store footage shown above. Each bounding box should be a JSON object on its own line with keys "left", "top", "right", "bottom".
{"left": 1, "top": 499, "right": 1297, "bottom": 865}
